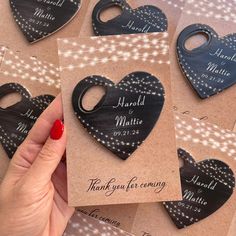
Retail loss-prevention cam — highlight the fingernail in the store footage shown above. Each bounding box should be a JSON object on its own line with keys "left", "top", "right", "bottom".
{"left": 50, "top": 119, "right": 64, "bottom": 140}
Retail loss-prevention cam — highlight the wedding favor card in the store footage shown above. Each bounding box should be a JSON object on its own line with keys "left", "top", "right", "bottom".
{"left": 0, "top": 49, "right": 60, "bottom": 180}
{"left": 10, "top": 0, "right": 82, "bottom": 43}
{"left": 0, "top": 0, "right": 88, "bottom": 63}
{"left": 64, "top": 211, "right": 134, "bottom": 236}
{"left": 91, "top": 0, "right": 168, "bottom": 36}
{"left": 77, "top": 204, "right": 138, "bottom": 232}
{"left": 58, "top": 32, "right": 182, "bottom": 207}
{"left": 131, "top": 113, "right": 236, "bottom": 236}
{"left": 170, "top": 0, "right": 236, "bottom": 130}
{"left": 78, "top": 0, "right": 185, "bottom": 41}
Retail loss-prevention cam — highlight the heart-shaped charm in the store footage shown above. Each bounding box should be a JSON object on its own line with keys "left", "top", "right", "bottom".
{"left": 9, "top": 0, "right": 81, "bottom": 43}
{"left": 92, "top": 0, "right": 168, "bottom": 36}
{"left": 177, "top": 24, "right": 236, "bottom": 99}
{"left": 0, "top": 83, "right": 55, "bottom": 158}
{"left": 163, "top": 148, "right": 235, "bottom": 229}
{"left": 72, "top": 72, "right": 165, "bottom": 160}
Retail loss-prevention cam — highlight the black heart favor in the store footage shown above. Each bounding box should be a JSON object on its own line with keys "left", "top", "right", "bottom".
{"left": 0, "top": 83, "right": 55, "bottom": 158}
{"left": 177, "top": 24, "right": 236, "bottom": 99}
{"left": 9, "top": 0, "right": 81, "bottom": 43}
{"left": 163, "top": 148, "right": 235, "bottom": 229}
{"left": 72, "top": 72, "right": 165, "bottom": 160}
{"left": 92, "top": 0, "right": 168, "bottom": 36}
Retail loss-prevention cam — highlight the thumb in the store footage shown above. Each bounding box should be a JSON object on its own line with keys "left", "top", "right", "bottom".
{"left": 25, "top": 119, "right": 66, "bottom": 185}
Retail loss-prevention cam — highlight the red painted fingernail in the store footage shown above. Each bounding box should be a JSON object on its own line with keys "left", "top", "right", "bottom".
{"left": 50, "top": 120, "right": 64, "bottom": 140}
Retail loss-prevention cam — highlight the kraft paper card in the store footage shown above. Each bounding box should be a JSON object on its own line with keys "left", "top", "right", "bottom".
{"left": 171, "top": 0, "right": 236, "bottom": 130}
{"left": 0, "top": 49, "right": 60, "bottom": 180}
{"left": 131, "top": 112, "right": 236, "bottom": 236}
{"left": 58, "top": 32, "right": 181, "bottom": 207}
{"left": 0, "top": 48, "right": 137, "bottom": 233}
{"left": 64, "top": 210, "right": 134, "bottom": 236}
{"left": 0, "top": 0, "right": 90, "bottom": 64}
{"left": 78, "top": 0, "right": 185, "bottom": 41}
{"left": 77, "top": 204, "right": 138, "bottom": 232}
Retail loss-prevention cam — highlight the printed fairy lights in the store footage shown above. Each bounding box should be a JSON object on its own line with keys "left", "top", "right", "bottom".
{"left": 175, "top": 114, "right": 236, "bottom": 159}
{"left": 0, "top": 50, "right": 60, "bottom": 89}
{"left": 59, "top": 33, "right": 170, "bottom": 70}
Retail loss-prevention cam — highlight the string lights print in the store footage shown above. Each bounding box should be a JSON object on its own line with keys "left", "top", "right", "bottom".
{"left": 175, "top": 114, "right": 236, "bottom": 160}
{"left": 34, "top": 58, "right": 61, "bottom": 89}
{"left": 161, "top": 0, "right": 236, "bottom": 23}
{"left": 59, "top": 32, "right": 170, "bottom": 70}
{"left": 0, "top": 49, "right": 60, "bottom": 89}
{"left": 0, "top": 46, "right": 7, "bottom": 63}
{"left": 185, "top": 0, "right": 236, "bottom": 23}
{"left": 159, "top": 0, "right": 185, "bottom": 10}
{"left": 145, "top": 0, "right": 235, "bottom": 19}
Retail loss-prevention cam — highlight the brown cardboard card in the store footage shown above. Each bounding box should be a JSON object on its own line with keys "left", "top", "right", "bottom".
{"left": 0, "top": 49, "right": 60, "bottom": 180}
{"left": 0, "top": 47, "right": 137, "bottom": 231}
{"left": 171, "top": 0, "right": 236, "bottom": 130}
{"left": 78, "top": 0, "right": 185, "bottom": 41}
{"left": 0, "top": 48, "right": 138, "bottom": 233}
{"left": 77, "top": 204, "right": 138, "bottom": 232}
{"left": 58, "top": 32, "right": 182, "bottom": 207}
{"left": 0, "top": 0, "right": 90, "bottom": 64}
{"left": 131, "top": 112, "right": 236, "bottom": 236}
{"left": 64, "top": 211, "right": 134, "bottom": 236}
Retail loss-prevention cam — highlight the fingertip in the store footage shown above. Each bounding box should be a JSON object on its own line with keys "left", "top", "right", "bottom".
{"left": 50, "top": 120, "right": 64, "bottom": 140}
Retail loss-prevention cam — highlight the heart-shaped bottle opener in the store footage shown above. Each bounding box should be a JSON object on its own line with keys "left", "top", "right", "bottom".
{"left": 0, "top": 83, "right": 55, "bottom": 158}
{"left": 9, "top": 0, "right": 81, "bottom": 43}
{"left": 92, "top": 0, "right": 168, "bottom": 36}
{"left": 163, "top": 148, "right": 235, "bottom": 229}
{"left": 72, "top": 72, "right": 165, "bottom": 160}
{"left": 177, "top": 24, "right": 236, "bottom": 99}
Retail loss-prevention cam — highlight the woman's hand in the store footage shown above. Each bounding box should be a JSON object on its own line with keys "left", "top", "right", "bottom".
{"left": 0, "top": 95, "right": 74, "bottom": 236}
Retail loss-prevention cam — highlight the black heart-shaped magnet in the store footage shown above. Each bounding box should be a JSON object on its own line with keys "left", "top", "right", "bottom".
{"left": 0, "top": 83, "right": 55, "bottom": 158}
{"left": 92, "top": 0, "right": 168, "bottom": 36}
{"left": 72, "top": 72, "right": 165, "bottom": 160}
{"left": 9, "top": 0, "right": 81, "bottom": 43}
{"left": 163, "top": 148, "right": 235, "bottom": 229}
{"left": 177, "top": 24, "right": 236, "bottom": 99}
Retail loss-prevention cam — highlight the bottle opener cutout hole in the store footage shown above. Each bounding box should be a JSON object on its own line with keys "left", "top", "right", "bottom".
{"left": 178, "top": 157, "right": 184, "bottom": 168}
{"left": 72, "top": 72, "right": 165, "bottom": 160}
{"left": 81, "top": 85, "right": 106, "bottom": 112}
{"left": 0, "top": 92, "right": 22, "bottom": 109}
{"left": 184, "top": 32, "right": 209, "bottom": 52}
{"left": 99, "top": 6, "right": 123, "bottom": 23}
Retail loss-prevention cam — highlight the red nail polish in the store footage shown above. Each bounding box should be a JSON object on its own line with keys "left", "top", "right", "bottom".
{"left": 50, "top": 120, "right": 64, "bottom": 140}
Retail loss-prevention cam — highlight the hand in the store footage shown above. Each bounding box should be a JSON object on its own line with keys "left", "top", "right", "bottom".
{"left": 0, "top": 95, "right": 74, "bottom": 236}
